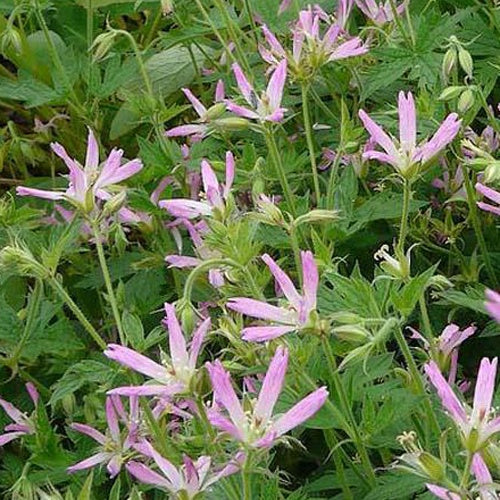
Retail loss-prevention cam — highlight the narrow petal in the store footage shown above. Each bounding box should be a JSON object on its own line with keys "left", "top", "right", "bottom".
{"left": 254, "top": 347, "right": 289, "bottom": 423}
{"left": 472, "top": 357, "right": 497, "bottom": 423}
{"left": 223, "top": 151, "right": 235, "bottom": 198}
{"left": 105, "top": 397, "right": 120, "bottom": 443}
{"left": 165, "top": 255, "right": 201, "bottom": 268}
{"left": 189, "top": 317, "right": 211, "bottom": 369}
{"left": 99, "top": 159, "right": 142, "bottom": 188}
{"left": 398, "top": 91, "right": 416, "bottom": 153}
{"left": 207, "top": 409, "right": 245, "bottom": 441}
{"left": 104, "top": 344, "right": 170, "bottom": 384}
{"left": 141, "top": 441, "right": 183, "bottom": 489}
{"left": 205, "top": 452, "right": 245, "bottom": 487}
{"left": 225, "top": 101, "right": 260, "bottom": 120}
{"left": 215, "top": 80, "right": 225, "bottom": 102}
{"left": 16, "top": 186, "right": 64, "bottom": 201}
{"left": 70, "top": 423, "right": 106, "bottom": 444}
{"left": 476, "top": 183, "right": 500, "bottom": 205}
{"left": 67, "top": 452, "right": 111, "bottom": 473}
{"left": 206, "top": 360, "right": 246, "bottom": 431}
{"left": 165, "top": 124, "right": 207, "bottom": 137}
{"left": 261, "top": 254, "right": 301, "bottom": 308}
{"left": 227, "top": 298, "right": 296, "bottom": 324}
{"left": 271, "top": 387, "right": 328, "bottom": 437}
{"left": 85, "top": 128, "right": 99, "bottom": 171}
{"left": 424, "top": 361, "right": 467, "bottom": 425}
{"left": 266, "top": 59, "right": 287, "bottom": 112}
{"left": 425, "top": 484, "right": 461, "bottom": 500}
{"left": 0, "top": 398, "right": 26, "bottom": 424}
{"left": 358, "top": 110, "right": 399, "bottom": 159}
{"left": 182, "top": 88, "right": 207, "bottom": 117}
{"left": 471, "top": 453, "right": 493, "bottom": 488}
{"left": 418, "top": 113, "right": 461, "bottom": 164}
{"left": 486, "top": 289, "right": 500, "bottom": 323}
{"left": 107, "top": 384, "right": 184, "bottom": 397}
{"left": 107, "top": 454, "right": 122, "bottom": 478}
{"left": 477, "top": 202, "right": 500, "bottom": 217}
{"left": 126, "top": 461, "right": 172, "bottom": 490}
{"left": 25, "top": 383, "right": 39, "bottom": 406}
{"left": 362, "top": 150, "right": 399, "bottom": 167}
{"left": 328, "top": 38, "right": 368, "bottom": 60}
{"left": 231, "top": 63, "right": 254, "bottom": 106}
{"left": 0, "top": 432, "right": 26, "bottom": 446}
{"left": 159, "top": 199, "right": 213, "bottom": 218}
{"left": 262, "top": 25, "right": 285, "bottom": 55}
{"left": 301, "top": 251, "right": 318, "bottom": 314}
{"left": 242, "top": 325, "right": 295, "bottom": 342}
{"left": 201, "top": 160, "right": 223, "bottom": 208}
{"left": 164, "top": 302, "right": 189, "bottom": 374}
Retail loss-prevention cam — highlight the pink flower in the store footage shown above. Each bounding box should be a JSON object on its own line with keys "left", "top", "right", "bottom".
{"left": 17, "top": 128, "right": 142, "bottom": 210}
{"left": 127, "top": 441, "right": 244, "bottom": 498}
{"left": 165, "top": 220, "right": 225, "bottom": 288}
{"left": 0, "top": 383, "right": 39, "bottom": 446}
{"left": 159, "top": 152, "right": 235, "bottom": 219}
{"left": 165, "top": 83, "right": 226, "bottom": 139}
{"left": 104, "top": 303, "right": 210, "bottom": 397}
{"left": 355, "top": 0, "right": 408, "bottom": 26}
{"left": 228, "top": 251, "right": 318, "bottom": 342}
{"left": 206, "top": 347, "right": 328, "bottom": 447}
{"left": 476, "top": 183, "right": 500, "bottom": 216}
{"left": 225, "top": 60, "right": 287, "bottom": 122}
{"left": 485, "top": 289, "right": 500, "bottom": 324}
{"left": 359, "top": 91, "right": 461, "bottom": 178}
{"left": 291, "top": 7, "right": 368, "bottom": 66}
{"left": 425, "top": 484, "right": 461, "bottom": 500}
{"left": 424, "top": 358, "right": 500, "bottom": 451}
{"left": 68, "top": 395, "right": 139, "bottom": 477}
{"left": 409, "top": 323, "right": 476, "bottom": 385}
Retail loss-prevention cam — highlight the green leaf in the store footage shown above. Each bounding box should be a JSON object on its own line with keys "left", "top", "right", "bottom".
{"left": 122, "top": 310, "right": 145, "bottom": 349}
{"left": 77, "top": 472, "right": 93, "bottom": 500}
{"left": 363, "top": 472, "right": 425, "bottom": 500}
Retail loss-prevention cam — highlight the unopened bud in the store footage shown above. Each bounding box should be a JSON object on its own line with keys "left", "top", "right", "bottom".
{"left": 102, "top": 190, "right": 127, "bottom": 217}
{"left": 458, "top": 88, "right": 474, "bottom": 113}
{"left": 333, "top": 324, "right": 371, "bottom": 343}
{"left": 255, "top": 194, "right": 285, "bottom": 226}
{"left": 61, "top": 393, "right": 76, "bottom": 416}
{"left": 293, "top": 209, "right": 340, "bottom": 228}
{"left": 91, "top": 31, "right": 116, "bottom": 62}
{"left": 419, "top": 452, "right": 445, "bottom": 481}
{"left": 484, "top": 161, "right": 500, "bottom": 183}
{"left": 458, "top": 48, "right": 473, "bottom": 77}
{"left": 161, "top": 0, "right": 174, "bottom": 15}
{"left": 442, "top": 48, "right": 457, "bottom": 80}
{"left": 213, "top": 117, "right": 250, "bottom": 132}
{"left": 438, "top": 86, "right": 464, "bottom": 101}
{"left": 1, "top": 27, "right": 23, "bottom": 55}
{"left": 0, "top": 246, "right": 47, "bottom": 279}
{"left": 204, "top": 102, "right": 226, "bottom": 121}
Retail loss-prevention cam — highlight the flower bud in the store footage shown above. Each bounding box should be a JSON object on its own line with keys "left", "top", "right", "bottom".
{"left": 204, "top": 102, "right": 226, "bottom": 121}
{"left": 442, "top": 48, "right": 457, "bottom": 80}
{"left": 161, "top": 0, "right": 174, "bottom": 15}
{"left": 293, "top": 209, "right": 340, "bottom": 228}
{"left": 91, "top": 31, "right": 116, "bottom": 62}
{"left": 213, "top": 117, "right": 250, "bottom": 132}
{"left": 419, "top": 452, "right": 445, "bottom": 481}
{"left": 484, "top": 161, "right": 500, "bottom": 183}
{"left": 458, "top": 48, "right": 473, "bottom": 77}
{"left": 333, "top": 324, "right": 371, "bottom": 343}
{"left": 438, "top": 86, "right": 464, "bottom": 101}
{"left": 0, "top": 246, "right": 47, "bottom": 279}
{"left": 102, "top": 190, "right": 127, "bottom": 218}
{"left": 1, "top": 27, "right": 23, "bottom": 55}
{"left": 255, "top": 194, "right": 285, "bottom": 226}
{"left": 61, "top": 393, "right": 76, "bottom": 416}
{"left": 458, "top": 88, "right": 474, "bottom": 113}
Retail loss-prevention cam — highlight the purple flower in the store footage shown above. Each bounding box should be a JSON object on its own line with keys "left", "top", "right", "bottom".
{"left": 424, "top": 358, "right": 500, "bottom": 451}
{"left": 225, "top": 60, "right": 287, "bottom": 122}
{"left": 425, "top": 484, "right": 461, "bottom": 500}
{"left": 485, "top": 289, "right": 500, "bottom": 324}
{"left": 159, "top": 151, "right": 235, "bottom": 219}
{"left": 127, "top": 441, "right": 244, "bottom": 498}
{"left": 68, "top": 395, "right": 139, "bottom": 477}
{"left": 0, "top": 383, "right": 38, "bottom": 446}
{"left": 206, "top": 346, "right": 328, "bottom": 447}
{"left": 355, "top": 0, "right": 408, "bottom": 26}
{"left": 476, "top": 183, "right": 500, "bottom": 216}
{"left": 227, "top": 250, "right": 319, "bottom": 342}
{"left": 359, "top": 91, "right": 461, "bottom": 178}
{"left": 165, "top": 83, "right": 226, "bottom": 139}
{"left": 104, "top": 303, "right": 210, "bottom": 397}
{"left": 290, "top": 7, "right": 368, "bottom": 67}
{"left": 17, "top": 128, "right": 142, "bottom": 211}
{"left": 165, "top": 220, "right": 225, "bottom": 288}
{"left": 409, "top": 323, "right": 476, "bottom": 385}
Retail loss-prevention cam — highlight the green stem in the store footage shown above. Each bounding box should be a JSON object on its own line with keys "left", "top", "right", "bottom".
{"left": 242, "top": 454, "right": 252, "bottom": 500}
{"left": 462, "top": 166, "right": 498, "bottom": 287}
{"left": 326, "top": 145, "right": 344, "bottom": 210}
{"left": 242, "top": 0, "right": 259, "bottom": 47}
{"left": 10, "top": 280, "right": 43, "bottom": 363}
{"left": 418, "top": 295, "right": 433, "bottom": 341}
{"left": 289, "top": 225, "right": 303, "bottom": 287}
{"left": 321, "top": 337, "right": 376, "bottom": 486}
{"left": 459, "top": 451, "right": 473, "bottom": 489}
{"left": 264, "top": 127, "right": 297, "bottom": 218}
{"left": 388, "top": 0, "right": 412, "bottom": 48}
{"left": 91, "top": 222, "right": 126, "bottom": 345}
{"left": 301, "top": 84, "right": 321, "bottom": 204}
{"left": 48, "top": 276, "right": 106, "bottom": 349}
{"left": 397, "top": 178, "right": 411, "bottom": 253}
